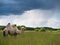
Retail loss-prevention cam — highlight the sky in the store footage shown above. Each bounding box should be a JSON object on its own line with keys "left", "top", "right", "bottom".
{"left": 0, "top": 0, "right": 60, "bottom": 28}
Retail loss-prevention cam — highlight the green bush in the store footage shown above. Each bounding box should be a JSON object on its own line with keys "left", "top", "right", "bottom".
{"left": 40, "top": 27, "right": 46, "bottom": 32}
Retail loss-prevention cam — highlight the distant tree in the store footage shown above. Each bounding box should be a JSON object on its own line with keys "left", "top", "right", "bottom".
{"left": 0, "top": 26, "right": 5, "bottom": 30}
{"left": 20, "top": 25, "right": 26, "bottom": 28}
{"left": 35, "top": 29, "right": 39, "bottom": 31}
{"left": 35, "top": 27, "right": 41, "bottom": 31}
{"left": 17, "top": 26, "right": 21, "bottom": 30}
{"left": 40, "top": 27, "right": 46, "bottom": 32}
{"left": 26, "top": 27, "right": 35, "bottom": 30}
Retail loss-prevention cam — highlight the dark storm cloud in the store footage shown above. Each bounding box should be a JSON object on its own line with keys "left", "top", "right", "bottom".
{"left": 0, "top": 0, "right": 60, "bottom": 15}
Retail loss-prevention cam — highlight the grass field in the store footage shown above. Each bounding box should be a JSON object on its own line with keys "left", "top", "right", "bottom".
{"left": 0, "top": 31, "right": 60, "bottom": 45}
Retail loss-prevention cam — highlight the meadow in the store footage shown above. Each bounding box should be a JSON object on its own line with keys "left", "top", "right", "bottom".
{"left": 0, "top": 31, "right": 60, "bottom": 45}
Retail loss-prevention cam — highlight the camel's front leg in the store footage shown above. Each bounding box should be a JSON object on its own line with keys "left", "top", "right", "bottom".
{"left": 3, "top": 30, "right": 8, "bottom": 36}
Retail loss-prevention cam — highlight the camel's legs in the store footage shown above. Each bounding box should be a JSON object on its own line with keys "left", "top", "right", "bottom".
{"left": 3, "top": 31, "right": 8, "bottom": 36}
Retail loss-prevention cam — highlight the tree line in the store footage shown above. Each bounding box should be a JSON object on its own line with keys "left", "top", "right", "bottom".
{"left": 0, "top": 25, "right": 60, "bottom": 32}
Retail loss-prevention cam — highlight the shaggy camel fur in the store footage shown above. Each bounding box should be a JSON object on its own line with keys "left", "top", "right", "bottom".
{"left": 3, "top": 23, "right": 25, "bottom": 36}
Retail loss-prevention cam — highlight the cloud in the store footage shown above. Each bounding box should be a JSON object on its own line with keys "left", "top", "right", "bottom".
{"left": 46, "top": 19, "right": 60, "bottom": 28}
{"left": 0, "top": 0, "right": 60, "bottom": 15}
{"left": 0, "top": 9, "right": 60, "bottom": 28}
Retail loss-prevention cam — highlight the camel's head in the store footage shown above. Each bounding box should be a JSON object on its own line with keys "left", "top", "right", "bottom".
{"left": 21, "top": 27, "right": 25, "bottom": 32}
{"left": 7, "top": 23, "right": 10, "bottom": 26}
{"left": 6, "top": 23, "right": 11, "bottom": 27}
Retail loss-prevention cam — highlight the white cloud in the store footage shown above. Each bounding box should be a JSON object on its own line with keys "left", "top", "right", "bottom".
{"left": 0, "top": 9, "right": 60, "bottom": 28}
{"left": 46, "top": 19, "right": 60, "bottom": 28}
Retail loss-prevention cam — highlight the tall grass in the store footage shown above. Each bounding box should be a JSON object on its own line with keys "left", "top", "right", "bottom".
{"left": 0, "top": 31, "right": 60, "bottom": 45}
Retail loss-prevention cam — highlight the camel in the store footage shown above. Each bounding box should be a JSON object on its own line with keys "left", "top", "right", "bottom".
{"left": 12, "top": 24, "right": 25, "bottom": 36}
{"left": 3, "top": 23, "right": 25, "bottom": 36}
{"left": 3, "top": 23, "right": 14, "bottom": 36}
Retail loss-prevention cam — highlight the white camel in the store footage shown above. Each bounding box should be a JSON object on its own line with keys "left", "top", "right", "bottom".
{"left": 3, "top": 23, "right": 25, "bottom": 36}
{"left": 3, "top": 23, "right": 14, "bottom": 36}
{"left": 12, "top": 24, "right": 25, "bottom": 36}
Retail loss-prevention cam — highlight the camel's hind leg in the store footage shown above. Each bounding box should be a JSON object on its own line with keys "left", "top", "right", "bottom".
{"left": 14, "top": 32, "right": 17, "bottom": 37}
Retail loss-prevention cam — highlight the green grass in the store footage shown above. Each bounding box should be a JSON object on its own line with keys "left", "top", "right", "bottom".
{"left": 0, "top": 31, "right": 60, "bottom": 45}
